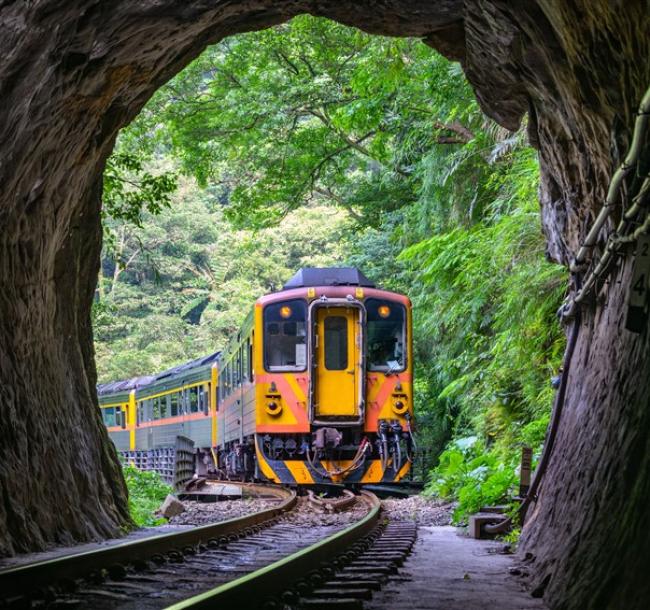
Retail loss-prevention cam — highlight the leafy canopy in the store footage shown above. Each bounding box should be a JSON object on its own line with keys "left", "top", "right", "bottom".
{"left": 129, "top": 16, "right": 479, "bottom": 229}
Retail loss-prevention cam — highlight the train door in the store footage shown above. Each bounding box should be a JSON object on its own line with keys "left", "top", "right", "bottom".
{"left": 314, "top": 306, "right": 361, "bottom": 419}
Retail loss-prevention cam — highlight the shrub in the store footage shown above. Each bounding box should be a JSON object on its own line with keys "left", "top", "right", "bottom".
{"left": 123, "top": 464, "right": 172, "bottom": 527}
{"left": 425, "top": 436, "right": 518, "bottom": 522}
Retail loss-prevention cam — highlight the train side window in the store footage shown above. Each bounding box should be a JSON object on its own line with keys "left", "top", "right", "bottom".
{"left": 170, "top": 392, "right": 179, "bottom": 417}
{"left": 102, "top": 407, "right": 116, "bottom": 427}
{"left": 199, "top": 385, "right": 209, "bottom": 415}
{"left": 249, "top": 336, "right": 254, "bottom": 381}
{"left": 242, "top": 341, "right": 251, "bottom": 383}
{"left": 189, "top": 387, "right": 199, "bottom": 413}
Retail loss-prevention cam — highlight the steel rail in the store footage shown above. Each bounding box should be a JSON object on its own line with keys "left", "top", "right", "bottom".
{"left": 0, "top": 483, "right": 296, "bottom": 600}
{"left": 165, "top": 490, "right": 382, "bottom": 610}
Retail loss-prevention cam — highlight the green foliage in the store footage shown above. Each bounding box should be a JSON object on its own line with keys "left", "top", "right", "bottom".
{"left": 103, "top": 153, "right": 177, "bottom": 227}
{"left": 426, "top": 437, "right": 518, "bottom": 522}
{"left": 129, "top": 16, "right": 479, "bottom": 230}
{"left": 95, "top": 173, "right": 350, "bottom": 382}
{"left": 123, "top": 464, "right": 172, "bottom": 527}
{"left": 97, "top": 16, "right": 569, "bottom": 527}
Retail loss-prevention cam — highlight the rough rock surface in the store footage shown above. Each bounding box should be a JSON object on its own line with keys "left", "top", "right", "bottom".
{"left": 0, "top": 2, "right": 649, "bottom": 609}
{"left": 158, "top": 494, "right": 186, "bottom": 519}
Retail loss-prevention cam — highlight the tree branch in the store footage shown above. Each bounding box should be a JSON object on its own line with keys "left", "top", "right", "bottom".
{"left": 309, "top": 108, "right": 409, "bottom": 177}
{"left": 433, "top": 120, "right": 474, "bottom": 143}
{"left": 314, "top": 186, "right": 364, "bottom": 222}
{"left": 274, "top": 49, "right": 300, "bottom": 76}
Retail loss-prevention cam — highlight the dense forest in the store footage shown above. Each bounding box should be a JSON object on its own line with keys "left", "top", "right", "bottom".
{"left": 96, "top": 16, "right": 567, "bottom": 523}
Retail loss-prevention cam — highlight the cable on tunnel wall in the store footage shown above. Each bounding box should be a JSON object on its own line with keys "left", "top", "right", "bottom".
{"left": 562, "top": 84, "right": 650, "bottom": 320}
{"left": 486, "top": 84, "right": 650, "bottom": 535}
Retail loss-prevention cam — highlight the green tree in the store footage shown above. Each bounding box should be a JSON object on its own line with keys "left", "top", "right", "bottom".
{"left": 95, "top": 173, "right": 350, "bottom": 382}
{"left": 130, "top": 16, "right": 478, "bottom": 229}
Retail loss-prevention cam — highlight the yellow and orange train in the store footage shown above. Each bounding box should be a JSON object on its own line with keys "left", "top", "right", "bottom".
{"left": 99, "top": 268, "right": 415, "bottom": 485}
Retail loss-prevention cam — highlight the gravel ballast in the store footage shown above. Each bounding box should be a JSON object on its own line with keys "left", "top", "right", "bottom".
{"left": 168, "top": 497, "right": 280, "bottom": 526}
{"left": 381, "top": 495, "right": 454, "bottom": 525}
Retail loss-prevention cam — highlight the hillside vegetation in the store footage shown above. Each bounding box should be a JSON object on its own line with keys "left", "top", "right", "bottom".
{"left": 96, "top": 15, "right": 567, "bottom": 523}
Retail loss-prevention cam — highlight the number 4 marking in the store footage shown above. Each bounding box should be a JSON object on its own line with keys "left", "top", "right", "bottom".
{"left": 626, "top": 234, "right": 650, "bottom": 332}
{"left": 633, "top": 274, "right": 646, "bottom": 297}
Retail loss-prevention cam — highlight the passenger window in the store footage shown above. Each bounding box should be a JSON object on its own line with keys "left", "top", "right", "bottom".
{"left": 170, "top": 393, "right": 179, "bottom": 417}
{"left": 324, "top": 316, "right": 348, "bottom": 371}
{"left": 241, "top": 346, "right": 247, "bottom": 384}
{"left": 103, "top": 407, "right": 116, "bottom": 427}
{"left": 189, "top": 387, "right": 199, "bottom": 413}
{"left": 200, "top": 385, "right": 209, "bottom": 414}
{"left": 249, "top": 337, "right": 254, "bottom": 382}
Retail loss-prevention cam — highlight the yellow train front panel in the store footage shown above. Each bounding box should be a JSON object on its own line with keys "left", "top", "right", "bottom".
{"left": 250, "top": 268, "right": 415, "bottom": 485}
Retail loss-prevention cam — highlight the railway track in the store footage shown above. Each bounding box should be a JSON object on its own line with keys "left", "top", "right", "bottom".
{"left": 0, "top": 486, "right": 417, "bottom": 610}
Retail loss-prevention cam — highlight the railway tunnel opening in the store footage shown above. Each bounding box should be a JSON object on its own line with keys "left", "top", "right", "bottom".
{"left": 1, "top": 2, "right": 649, "bottom": 610}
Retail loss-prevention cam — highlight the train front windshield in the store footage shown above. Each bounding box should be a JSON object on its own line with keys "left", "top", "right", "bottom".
{"left": 263, "top": 299, "right": 308, "bottom": 371}
{"left": 366, "top": 299, "right": 406, "bottom": 372}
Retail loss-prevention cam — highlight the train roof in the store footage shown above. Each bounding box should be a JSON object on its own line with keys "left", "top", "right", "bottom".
{"left": 97, "top": 351, "right": 220, "bottom": 402}
{"left": 97, "top": 375, "right": 156, "bottom": 397}
{"left": 152, "top": 351, "right": 220, "bottom": 382}
{"left": 283, "top": 267, "right": 376, "bottom": 290}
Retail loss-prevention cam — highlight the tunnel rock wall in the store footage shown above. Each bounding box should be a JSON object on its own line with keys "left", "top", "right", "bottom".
{"left": 0, "top": 2, "right": 649, "bottom": 608}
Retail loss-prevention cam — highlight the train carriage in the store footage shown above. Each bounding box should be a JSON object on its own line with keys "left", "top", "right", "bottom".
{"left": 99, "top": 267, "right": 415, "bottom": 486}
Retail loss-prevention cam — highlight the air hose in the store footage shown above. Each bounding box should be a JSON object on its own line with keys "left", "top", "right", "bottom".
{"left": 405, "top": 413, "right": 417, "bottom": 462}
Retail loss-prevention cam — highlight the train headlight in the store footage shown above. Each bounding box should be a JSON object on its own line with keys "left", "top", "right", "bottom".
{"left": 280, "top": 306, "right": 292, "bottom": 319}
{"left": 392, "top": 399, "right": 408, "bottom": 415}
{"left": 378, "top": 305, "right": 391, "bottom": 318}
{"left": 265, "top": 401, "right": 283, "bottom": 416}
